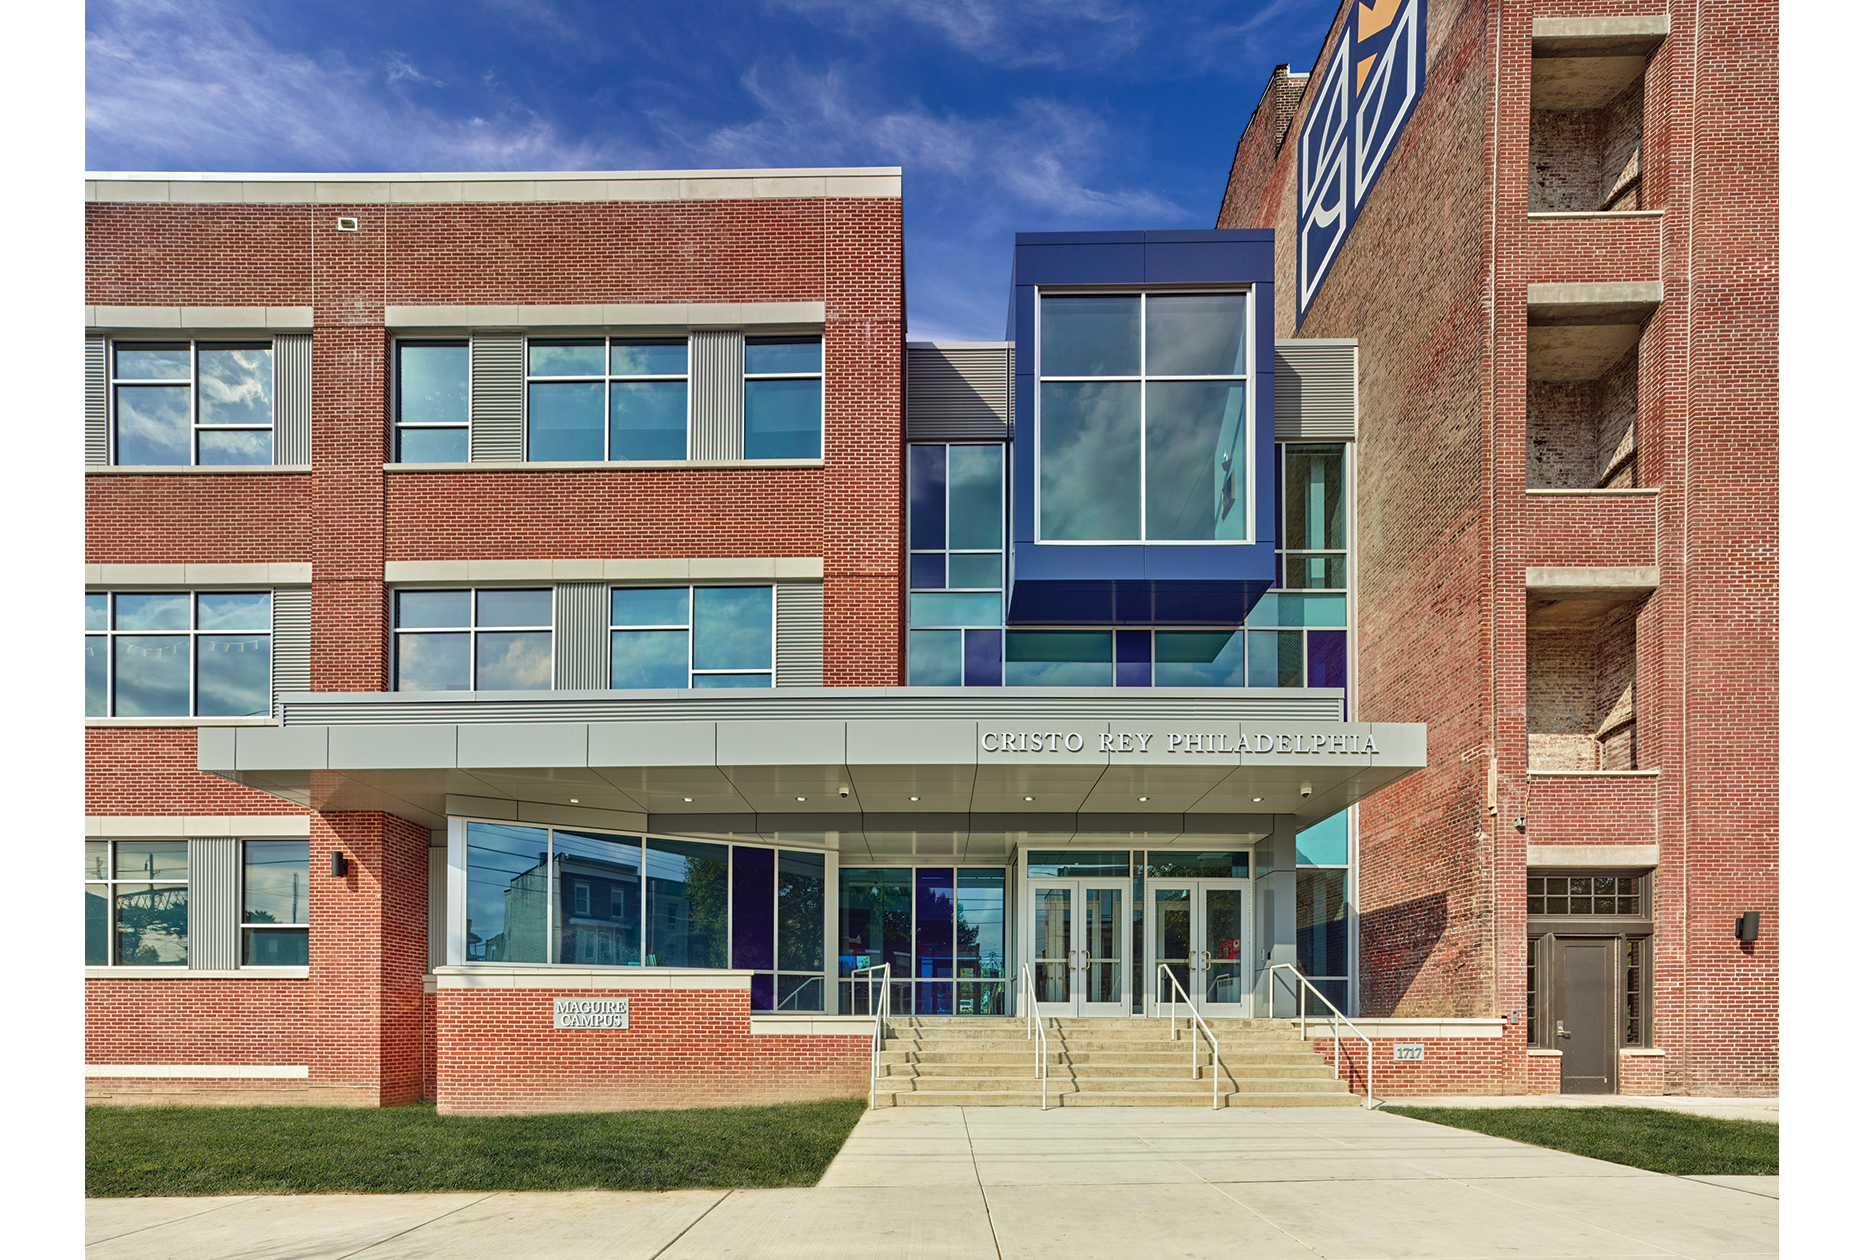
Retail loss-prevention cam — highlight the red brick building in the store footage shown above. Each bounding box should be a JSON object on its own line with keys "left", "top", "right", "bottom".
{"left": 1217, "top": 0, "right": 1777, "bottom": 1095}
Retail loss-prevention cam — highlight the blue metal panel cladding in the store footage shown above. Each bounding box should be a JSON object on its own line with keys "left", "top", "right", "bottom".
{"left": 1005, "top": 231, "right": 1278, "bottom": 626}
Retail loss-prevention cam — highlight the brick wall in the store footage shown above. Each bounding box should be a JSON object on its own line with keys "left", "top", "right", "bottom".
{"left": 435, "top": 987, "right": 869, "bottom": 1115}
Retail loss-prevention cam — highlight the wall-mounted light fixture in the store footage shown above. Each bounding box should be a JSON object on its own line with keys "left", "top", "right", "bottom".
{"left": 1737, "top": 911, "right": 1760, "bottom": 942}
{"left": 330, "top": 850, "right": 348, "bottom": 877}
{"left": 1514, "top": 816, "right": 1528, "bottom": 833}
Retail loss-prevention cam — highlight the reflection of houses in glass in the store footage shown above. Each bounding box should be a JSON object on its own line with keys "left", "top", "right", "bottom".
{"left": 117, "top": 886, "right": 189, "bottom": 965}
{"left": 556, "top": 849, "right": 642, "bottom": 965}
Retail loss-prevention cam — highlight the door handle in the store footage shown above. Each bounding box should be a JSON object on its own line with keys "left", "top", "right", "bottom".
{"left": 1555, "top": 1020, "right": 1570, "bottom": 1039}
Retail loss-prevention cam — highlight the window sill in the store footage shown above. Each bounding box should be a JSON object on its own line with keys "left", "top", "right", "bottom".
{"left": 432, "top": 964, "right": 760, "bottom": 990}
{"left": 1525, "top": 211, "right": 1663, "bottom": 219}
{"left": 87, "top": 717, "right": 279, "bottom": 728}
{"left": 1621, "top": 1047, "right": 1666, "bottom": 1057}
{"left": 1526, "top": 769, "right": 1659, "bottom": 777}
{"left": 87, "top": 465, "right": 312, "bottom": 475}
{"left": 383, "top": 459, "right": 825, "bottom": 472}
{"left": 1526, "top": 1048, "right": 1564, "bottom": 1056}
{"left": 1525, "top": 487, "right": 1658, "bottom": 497}
{"left": 86, "top": 967, "right": 309, "bottom": 979}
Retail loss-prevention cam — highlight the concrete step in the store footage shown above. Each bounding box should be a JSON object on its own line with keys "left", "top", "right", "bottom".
{"left": 880, "top": 1039, "right": 1300, "bottom": 1057}
{"left": 880, "top": 1061, "right": 1345, "bottom": 1082}
{"left": 876, "top": 1070, "right": 1353, "bottom": 1092}
{"left": 876, "top": 1050, "right": 1328, "bottom": 1067}
{"left": 873, "top": 1089, "right": 1365, "bottom": 1108}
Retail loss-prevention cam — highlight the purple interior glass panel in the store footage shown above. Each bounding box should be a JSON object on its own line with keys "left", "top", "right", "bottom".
{"left": 1116, "top": 630, "right": 1152, "bottom": 686}
{"left": 749, "top": 972, "right": 776, "bottom": 1011}
{"left": 910, "top": 553, "right": 946, "bottom": 590}
{"left": 909, "top": 446, "right": 947, "bottom": 551}
{"left": 915, "top": 868, "right": 955, "bottom": 977}
{"left": 731, "top": 846, "right": 775, "bottom": 971}
{"left": 963, "top": 629, "right": 1002, "bottom": 686}
{"left": 915, "top": 982, "right": 956, "bottom": 1015}
{"left": 1307, "top": 629, "right": 1348, "bottom": 701}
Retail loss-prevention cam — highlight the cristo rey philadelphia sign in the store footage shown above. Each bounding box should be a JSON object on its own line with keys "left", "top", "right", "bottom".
{"left": 980, "top": 728, "right": 1385, "bottom": 755}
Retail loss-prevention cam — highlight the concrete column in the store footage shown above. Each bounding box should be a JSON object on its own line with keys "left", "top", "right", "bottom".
{"left": 1253, "top": 816, "right": 1301, "bottom": 1017}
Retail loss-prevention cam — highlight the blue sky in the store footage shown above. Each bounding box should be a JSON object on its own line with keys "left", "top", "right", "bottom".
{"left": 85, "top": 0, "right": 1335, "bottom": 341}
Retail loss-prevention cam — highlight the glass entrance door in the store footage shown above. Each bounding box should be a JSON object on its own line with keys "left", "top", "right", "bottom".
{"left": 1028, "top": 880, "right": 1127, "bottom": 1017}
{"left": 1149, "top": 881, "right": 1250, "bottom": 1016}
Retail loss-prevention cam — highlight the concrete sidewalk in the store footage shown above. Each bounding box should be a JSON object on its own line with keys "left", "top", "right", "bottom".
{"left": 86, "top": 1106, "right": 1778, "bottom": 1259}
{"left": 1384, "top": 1094, "right": 1782, "bottom": 1124}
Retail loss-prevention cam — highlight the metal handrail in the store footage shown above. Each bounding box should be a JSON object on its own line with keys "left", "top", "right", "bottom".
{"left": 1018, "top": 963, "right": 1051, "bottom": 1110}
{"left": 850, "top": 964, "right": 891, "bottom": 1109}
{"left": 1152, "top": 964, "right": 1222, "bottom": 1110}
{"left": 1266, "top": 963, "right": 1377, "bottom": 1109}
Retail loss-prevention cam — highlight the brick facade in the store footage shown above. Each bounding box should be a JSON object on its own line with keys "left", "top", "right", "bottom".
{"left": 1218, "top": 0, "right": 1778, "bottom": 1095}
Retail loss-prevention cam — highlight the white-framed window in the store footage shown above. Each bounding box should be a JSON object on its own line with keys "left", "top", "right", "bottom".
{"left": 610, "top": 586, "right": 774, "bottom": 689}
{"left": 111, "top": 340, "right": 274, "bottom": 465}
{"left": 86, "top": 590, "right": 272, "bottom": 718}
{"left": 85, "top": 840, "right": 188, "bottom": 967}
{"left": 395, "top": 340, "right": 470, "bottom": 463}
{"left": 1035, "top": 290, "right": 1252, "bottom": 543}
{"left": 574, "top": 882, "right": 591, "bottom": 916}
{"left": 527, "top": 337, "right": 690, "bottom": 462}
{"left": 243, "top": 840, "right": 310, "bottom": 966}
{"left": 744, "top": 337, "right": 823, "bottom": 459}
{"left": 393, "top": 588, "right": 554, "bottom": 692}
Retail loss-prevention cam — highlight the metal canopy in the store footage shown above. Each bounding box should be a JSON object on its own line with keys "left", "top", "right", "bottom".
{"left": 200, "top": 688, "right": 1425, "bottom": 860}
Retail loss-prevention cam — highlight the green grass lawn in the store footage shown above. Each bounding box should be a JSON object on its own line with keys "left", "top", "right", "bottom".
{"left": 1383, "top": 1106, "right": 1778, "bottom": 1176}
{"left": 88, "top": 1098, "right": 868, "bottom": 1198}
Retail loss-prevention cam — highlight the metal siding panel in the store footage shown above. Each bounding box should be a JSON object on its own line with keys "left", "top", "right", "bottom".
{"left": 775, "top": 584, "right": 824, "bottom": 687}
{"left": 86, "top": 336, "right": 109, "bottom": 464}
{"left": 274, "top": 333, "right": 312, "bottom": 464}
{"left": 690, "top": 330, "right": 745, "bottom": 460}
{"left": 1273, "top": 342, "right": 1358, "bottom": 441}
{"left": 187, "top": 837, "right": 240, "bottom": 970}
{"left": 470, "top": 333, "right": 525, "bottom": 461}
{"left": 271, "top": 587, "right": 312, "bottom": 717}
{"left": 906, "top": 346, "right": 1011, "bottom": 442}
{"left": 553, "top": 582, "right": 610, "bottom": 690}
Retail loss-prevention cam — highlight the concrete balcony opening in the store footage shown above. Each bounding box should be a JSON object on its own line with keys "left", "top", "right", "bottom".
{"left": 1525, "top": 568, "right": 1657, "bottom": 772}
{"left": 1525, "top": 283, "right": 1659, "bottom": 491}
{"left": 1528, "top": 18, "right": 1667, "bottom": 213}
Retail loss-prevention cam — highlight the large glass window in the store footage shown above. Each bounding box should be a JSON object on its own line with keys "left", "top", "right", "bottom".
{"left": 1296, "top": 811, "right": 1350, "bottom": 1012}
{"left": 395, "top": 341, "right": 469, "bottom": 463}
{"left": 85, "top": 840, "right": 188, "bottom": 967}
{"left": 907, "top": 443, "right": 1005, "bottom": 685}
{"left": 242, "top": 840, "right": 309, "bottom": 966}
{"left": 461, "top": 822, "right": 826, "bottom": 1010}
{"left": 527, "top": 337, "right": 689, "bottom": 462}
{"left": 86, "top": 590, "right": 271, "bottom": 718}
{"left": 1037, "top": 292, "right": 1250, "bottom": 543}
{"left": 112, "top": 341, "right": 274, "bottom": 466}
{"left": 744, "top": 337, "right": 823, "bottom": 459}
{"left": 610, "top": 586, "right": 773, "bottom": 689}
{"left": 1280, "top": 443, "right": 1347, "bottom": 589}
{"left": 394, "top": 588, "right": 553, "bottom": 691}
{"left": 839, "top": 866, "right": 1006, "bottom": 1016}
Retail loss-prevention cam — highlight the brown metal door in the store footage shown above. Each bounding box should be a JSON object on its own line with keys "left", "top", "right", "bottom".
{"left": 1554, "top": 938, "right": 1617, "bottom": 1094}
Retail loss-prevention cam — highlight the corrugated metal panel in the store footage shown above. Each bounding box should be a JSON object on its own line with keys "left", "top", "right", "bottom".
{"left": 281, "top": 692, "right": 1345, "bottom": 725}
{"left": 775, "top": 584, "right": 824, "bottom": 686}
{"left": 470, "top": 332, "right": 525, "bottom": 462}
{"left": 187, "top": 837, "right": 239, "bottom": 970}
{"left": 1006, "top": 346, "right": 1015, "bottom": 437}
{"left": 274, "top": 333, "right": 312, "bottom": 464}
{"left": 690, "top": 330, "right": 745, "bottom": 460}
{"left": 271, "top": 587, "right": 311, "bottom": 717}
{"left": 906, "top": 346, "right": 1011, "bottom": 441}
{"left": 86, "top": 336, "right": 109, "bottom": 464}
{"left": 1273, "top": 340, "right": 1358, "bottom": 441}
{"left": 553, "top": 582, "right": 609, "bottom": 690}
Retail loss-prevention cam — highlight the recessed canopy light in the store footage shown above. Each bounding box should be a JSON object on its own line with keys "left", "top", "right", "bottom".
{"left": 683, "top": 797, "right": 693, "bottom": 803}
{"left": 1137, "top": 796, "right": 1149, "bottom": 802}
{"left": 909, "top": 796, "right": 920, "bottom": 802}
{"left": 569, "top": 798, "right": 579, "bottom": 804}
{"left": 1252, "top": 796, "right": 1263, "bottom": 803}
{"left": 1023, "top": 796, "right": 1034, "bottom": 802}
{"left": 796, "top": 796, "right": 807, "bottom": 802}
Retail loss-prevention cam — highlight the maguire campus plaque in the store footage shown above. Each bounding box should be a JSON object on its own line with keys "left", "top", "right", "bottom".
{"left": 554, "top": 998, "right": 629, "bottom": 1029}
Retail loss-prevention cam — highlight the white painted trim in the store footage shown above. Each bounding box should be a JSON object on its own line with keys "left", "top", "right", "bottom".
{"left": 87, "top": 718, "right": 278, "bottom": 728}
{"left": 430, "top": 965, "right": 755, "bottom": 991}
{"left": 87, "top": 465, "right": 313, "bottom": 476}
{"left": 88, "top": 171, "right": 902, "bottom": 206}
{"left": 1527, "top": 770, "right": 1661, "bottom": 777}
{"left": 1527, "top": 1048, "right": 1564, "bottom": 1057}
{"left": 386, "top": 301, "right": 826, "bottom": 330}
{"left": 85, "top": 968, "right": 309, "bottom": 979}
{"left": 1528, "top": 843, "right": 1660, "bottom": 867}
{"left": 86, "top": 563, "right": 313, "bottom": 585}
{"left": 1298, "top": 1018, "right": 1506, "bottom": 1040}
{"left": 86, "top": 306, "right": 314, "bottom": 331}
{"left": 86, "top": 815, "right": 312, "bottom": 837}
{"left": 1525, "top": 211, "right": 1664, "bottom": 219}
{"left": 383, "top": 459, "right": 824, "bottom": 473}
{"left": 1525, "top": 488, "right": 1660, "bottom": 497}
{"left": 386, "top": 557, "right": 824, "bottom": 582}
{"left": 749, "top": 1015, "right": 874, "bottom": 1036}
{"left": 1620, "top": 1047, "right": 1667, "bottom": 1057}
{"left": 86, "top": 1064, "right": 309, "bottom": 1078}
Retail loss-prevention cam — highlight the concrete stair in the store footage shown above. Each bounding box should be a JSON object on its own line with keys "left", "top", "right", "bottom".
{"left": 870, "top": 1016, "right": 1365, "bottom": 1108}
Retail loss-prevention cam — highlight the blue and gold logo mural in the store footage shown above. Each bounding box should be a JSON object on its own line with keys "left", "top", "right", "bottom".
{"left": 1297, "top": 0, "right": 1428, "bottom": 325}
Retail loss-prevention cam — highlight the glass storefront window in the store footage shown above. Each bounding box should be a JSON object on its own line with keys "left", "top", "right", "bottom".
{"left": 840, "top": 866, "right": 1007, "bottom": 1016}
